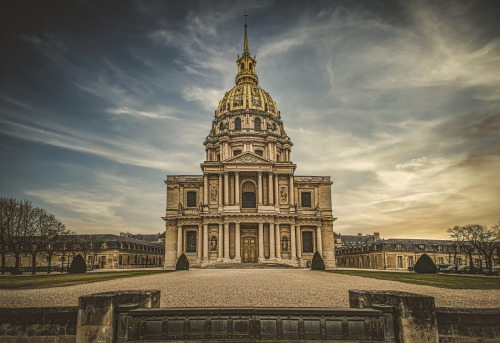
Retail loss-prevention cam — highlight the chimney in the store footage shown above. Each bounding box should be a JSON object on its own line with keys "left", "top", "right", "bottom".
{"left": 374, "top": 232, "right": 380, "bottom": 240}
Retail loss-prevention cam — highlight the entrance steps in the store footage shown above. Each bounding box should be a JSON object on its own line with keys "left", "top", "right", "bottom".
{"left": 203, "top": 262, "right": 297, "bottom": 269}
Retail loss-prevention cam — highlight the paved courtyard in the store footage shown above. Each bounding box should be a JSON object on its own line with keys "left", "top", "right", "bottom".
{"left": 1, "top": 269, "right": 499, "bottom": 308}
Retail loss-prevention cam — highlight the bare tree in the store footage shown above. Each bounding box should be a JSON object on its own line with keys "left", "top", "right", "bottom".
{"left": 87, "top": 235, "right": 103, "bottom": 270}
{"left": 448, "top": 226, "right": 477, "bottom": 273}
{"left": 25, "top": 208, "right": 52, "bottom": 274}
{"left": 448, "top": 223, "right": 500, "bottom": 274}
{"left": 44, "top": 221, "right": 67, "bottom": 274}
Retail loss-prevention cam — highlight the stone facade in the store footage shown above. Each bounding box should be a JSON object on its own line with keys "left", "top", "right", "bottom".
{"left": 335, "top": 232, "right": 481, "bottom": 270}
{"left": 163, "top": 20, "right": 336, "bottom": 269}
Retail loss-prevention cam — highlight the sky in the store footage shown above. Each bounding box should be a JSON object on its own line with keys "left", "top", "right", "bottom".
{"left": 1, "top": 0, "right": 499, "bottom": 239}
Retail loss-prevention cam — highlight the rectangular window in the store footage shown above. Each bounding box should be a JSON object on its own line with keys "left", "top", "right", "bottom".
{"left": 397, "top": 256, "right": 403, "bottom": 268}
{"left": 456, "top": 257, "right": 462, "bottom": 265}
{"left": 234, "top": 150, "right": 242, "bottom": 156}
{"left": 301, "top": 192, "right": 312, "bottom": 208}
{"left": 302, "top": 231, "right": 313, "bottom": 253}
{"left": 438, "top": 257, "right": 444, "bottom": 264}
{"left": 187, "top": 191, "right": 197, "bottom": 207}
{"left": 255, "top": 150, "right": 263, "bottom": 156}
{"left": 186, "top": 231, "right": 197, "bottom": 253}
{"left": 408, "top": 256, "right": 414, "bottom": 268}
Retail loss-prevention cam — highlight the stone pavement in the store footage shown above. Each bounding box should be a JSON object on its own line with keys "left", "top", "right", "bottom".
{"left": 1, "top": 269, "right": 499, "bottom": 308}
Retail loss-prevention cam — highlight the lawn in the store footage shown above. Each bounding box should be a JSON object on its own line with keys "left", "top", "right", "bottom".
{"left": 0, "top": 270, "right": 174, "bottom": 289}
{"left": 328, "top": 270, "right": 500, "bottom": 290}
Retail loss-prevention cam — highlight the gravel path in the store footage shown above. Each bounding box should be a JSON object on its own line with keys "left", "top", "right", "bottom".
{"left": 1, "top": 269, "right": 499, "bottom": 308}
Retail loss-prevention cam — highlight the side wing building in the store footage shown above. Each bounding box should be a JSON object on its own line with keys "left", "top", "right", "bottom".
{"left": 163, "top": 20, "right": 336, "bottom": 269}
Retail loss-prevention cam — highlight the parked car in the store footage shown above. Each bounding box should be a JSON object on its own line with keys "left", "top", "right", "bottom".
{"left": 437, "top": 264, "right": 453, "bottom": 272}
{"left": 443, "top": 265, "right": 457, "bottom": 273}
{"left": 457, "top": 265, "right": 470, "bottom": 274}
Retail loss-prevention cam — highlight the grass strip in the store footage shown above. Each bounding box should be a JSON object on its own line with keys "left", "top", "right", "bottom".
{"left": 0, "top": 270, "right": 174, "bottom": 290}
{"left": 328, "top": 270, "right": 500, "bottom": 290}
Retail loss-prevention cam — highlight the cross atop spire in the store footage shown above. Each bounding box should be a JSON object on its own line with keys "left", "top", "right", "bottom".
{"left": 243, "top": 11, "right": 248, "bottom": 25}
{"left": 236, "top": 13, "right": 258, "bottom": 86}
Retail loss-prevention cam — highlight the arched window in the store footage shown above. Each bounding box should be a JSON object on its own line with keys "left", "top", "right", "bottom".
{"left": 249, "top": 63, "right": 253, "bottom": 72}
{"left": 234, "top": 117, "right": 241, "bottom": 130}
{"left": 241, "top": 63, "right": 244, "bottom": 72}
{"left": 241, "top": 181, "right": 256, "bottom": 208}
{"left": 254, "top": 118, "right": 261, "bottom": 130}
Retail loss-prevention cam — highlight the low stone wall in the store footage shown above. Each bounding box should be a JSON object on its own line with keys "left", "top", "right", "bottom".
{"left": 1, "top": 289, "right": 499, "bottom": 342}
{"left": 436, "top": 307, "right": 500, "bottom": 343}
{"left": 0, "top": 306, "right": 77, "bottom": 343}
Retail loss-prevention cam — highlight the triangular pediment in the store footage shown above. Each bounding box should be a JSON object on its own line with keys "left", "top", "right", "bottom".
{"left": 225, "top": 152, "right": 272, "bottom": 164}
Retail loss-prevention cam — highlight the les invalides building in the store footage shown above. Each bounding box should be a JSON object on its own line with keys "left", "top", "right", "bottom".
{"left": 163, "top": 19, "right": 337, "bottom": 269}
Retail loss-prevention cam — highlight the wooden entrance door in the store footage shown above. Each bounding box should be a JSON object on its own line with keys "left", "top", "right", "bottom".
{"left": 242, "top": 237, "right": 257, "bottom": 262}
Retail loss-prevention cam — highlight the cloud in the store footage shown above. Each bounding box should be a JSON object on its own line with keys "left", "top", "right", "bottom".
{"left": 105, "top": 106, "right": 180, "bottom": 120}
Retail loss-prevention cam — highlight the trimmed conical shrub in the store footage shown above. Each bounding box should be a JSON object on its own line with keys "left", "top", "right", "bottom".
{"left": 311, "top": 251, "right": 325, "bottom": 270}
{"left": 68, "top": 254, "right": 87, "bottom": 274}
{"left": 175, "top": 253, "right": 189, "bottom": 270}
{"left": 414, "top": 253, "right": 437, "bottom": 274}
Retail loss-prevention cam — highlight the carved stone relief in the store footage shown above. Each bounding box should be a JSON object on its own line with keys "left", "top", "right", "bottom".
{"left": 279, "top": 186, "right": 288, "bottom": 204}
{"left": 210, "top": 184, "right": 218, "bottom": 203}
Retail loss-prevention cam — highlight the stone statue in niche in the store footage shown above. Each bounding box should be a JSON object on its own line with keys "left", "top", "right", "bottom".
{"left": 280, "top": 186, "right": 288, "bottom": 204}
{"left": 178, "top": 202, "right": 183, "bottom": 215}
{"left": 210, "top": 236, "right": 217, "bottom": 251}
{"left": 210, "top": 185, "right": 217, "bottom": 202}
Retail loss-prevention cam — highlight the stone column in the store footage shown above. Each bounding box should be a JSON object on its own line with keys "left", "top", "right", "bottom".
{"left": 313, "top": 186, "right": 318, "bottom": 207}
{"left": 290, "top": 224, "right": 296, "bottom": 259}
{"left": 268, "top": 172, "right": 273, "bottom": 205}
{"left": 258, "top": 223, "right": 264, "bottom": 260}
{"left": 316, "top": 225, "right": 323, "bottom": 255}
{"left": 258, "top": 172, "right": 263, "bottom": 206}
{"left": 177, "top": 225, "right": 183, "bottom": 257}
{"left": 224, "top": 172, "right": 229, "bottom": 206}
{"left": 296, "top": 225, "right": 302, "bottom": 258}
{"left": 197, "top": 225, "right": 202, "bottom": 259}
{"left": 235, "top": 171, "right": 240, "bottom": 206}
{"left": 275, "top": 224, "right": 281, "bottom": 259}
{"left": 274, "top": 174, "right": 279, "bottom": 207}
{"left": 224, "top": 223, "right": 230, "bottom": 261}
{"left": 203, "top": 174, "right": 208, "bottom": 205}
{"left": 235, "top": 222, "right": 241, "bottom": 261}
{"left": 218, "top": 173, "right": 223, "bottom": 208}
{"left": 218, "top": 223, "right": 223, "bottom": 261}
{"left": 203, "top": 224, "right": 209, "bottom": 260}
{"left": 289, "top": 174, "right": 295, "bottom": 206}
{"left": 269, "top": 223, "right": 275, "bottom": 259}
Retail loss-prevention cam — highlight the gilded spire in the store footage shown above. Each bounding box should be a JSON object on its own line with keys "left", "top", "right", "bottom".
{"left": 235, "top": 12, "right": 258, "bottom": 86}
{"left": 243, "top": 11, "right": 249, "bottom": 56}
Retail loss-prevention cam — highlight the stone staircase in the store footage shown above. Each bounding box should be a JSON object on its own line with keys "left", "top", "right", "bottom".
{"left": 203, "top": 262, "right": 297, "bottom": 269}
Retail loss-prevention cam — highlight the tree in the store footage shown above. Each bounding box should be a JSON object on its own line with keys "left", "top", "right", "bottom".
{"left": 414, "top": 253, "right": 438, "bottom": 273}
{"left": 448, "top": 223, "right": 500, "bottom": 274}
{"left": 25, "top": 208, "right": 52, "bottom": 274}
{"left": 311, "top": 251, "right": 326, "bottom": 270}
{"left": 68, "top": 254, "right": 87, "bottom": 274}
{"left": 448, "top": 226, "right": 476, "bottom": 273}
{"left": 44, "top": 221, "right": 67, "bottom": 274}
{"left": 5, "top": 199, "right": 35, "bottom": 274}
{"left": 176, "top": 253, "right": 189, "bottom": 270}
{"left": 86, "top": 235, "right": 103, "bottom": 270}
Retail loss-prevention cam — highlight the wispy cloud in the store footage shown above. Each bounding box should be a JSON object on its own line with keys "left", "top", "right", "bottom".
{"left": 105, "top": 106, "right": 180, "bottom": 120}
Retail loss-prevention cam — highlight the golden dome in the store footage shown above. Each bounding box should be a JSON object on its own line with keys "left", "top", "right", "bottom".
{"left": 216, "top": 84, "right": 279, "bottom": 117}
{"left": 215, "top": 16, "right": 280, "bottom": 118}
